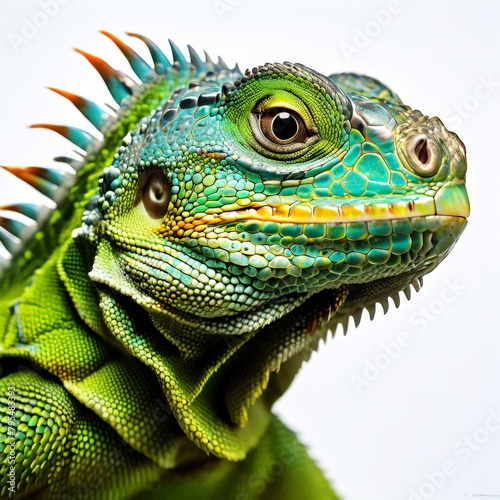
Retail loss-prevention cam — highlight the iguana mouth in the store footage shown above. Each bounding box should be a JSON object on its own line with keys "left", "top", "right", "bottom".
{"left": 189, "top": 180, "right": 469, "bottom": 227}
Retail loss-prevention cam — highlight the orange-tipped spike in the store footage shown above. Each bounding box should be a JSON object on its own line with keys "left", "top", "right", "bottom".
{"left": 30, "top": 123, "right": 95, "bottom": 150}
{"left": 1, "top": 165, "right": 68, "bottom": 199}
{"left": 100, "top": 31, "right": 153, "bottom": 81}
{"left": 74, "top": 48, "right": 133, "bottom": 104}
{"left": 47, "top": 87, "right": 111, "bottom": 131}
{"left": 126, "top": 32, "right": 171, "bottom": 73}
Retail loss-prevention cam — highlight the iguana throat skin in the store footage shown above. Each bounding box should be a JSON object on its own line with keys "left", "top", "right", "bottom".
{"left": 0, "top": 33, "right": 469, "bottom": 499}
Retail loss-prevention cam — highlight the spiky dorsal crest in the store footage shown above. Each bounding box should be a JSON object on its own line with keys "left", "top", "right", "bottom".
{"left": 0, "top": 33, "right": 238, "bottom": 275}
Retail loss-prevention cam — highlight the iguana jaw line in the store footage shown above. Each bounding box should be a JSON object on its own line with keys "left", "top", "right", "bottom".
{"left": 204, "top": 180, "right": 469, "bottom": 225}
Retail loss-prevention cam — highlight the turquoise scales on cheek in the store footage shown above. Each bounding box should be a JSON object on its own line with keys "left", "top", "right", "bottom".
{"left": 0, "top": 32, "right": 469, "bottom": 499}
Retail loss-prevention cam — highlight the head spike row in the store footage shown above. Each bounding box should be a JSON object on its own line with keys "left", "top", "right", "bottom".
{"left": 187, "top": 45, "right": 205, "bottom": 71}
{"left": 30, "top": 124, "right": 97, "bottom": 151}
{"left": 54, "top": 156, "right": 82, "bottom": 169}
{"left": 217, "top": 56, "right": 230, "bottom": 70}
{"left": 203, "top": 50, "right": 216, "bottom": 71}
{"left": 126, "top": 32, "right": 171, "bottom": 74}
{"left": 0, "top": 166, "right": 69, "bottom": 199}
{"left": 74, "top": 48, "right": 134, "bottom": 105}
{"left": 47, "top": 87, "right": 112, "bottom": 132}
{"left": 0, "top": 203, "right": 52, "bottom": 258}
{"left": 168, "top": 39, "right": 189, "bottom": 70}
{"left": 1, "top": 203, "right": 48, "bottom": 223}
{"left": 0, "top": 211, "right": 37, "bottom": 240}
{"left": 100, "top": 31, "right": 154, "bottom": 83}
{"left": 0, "top": 226, "right": 21, "bottom": 255}
{"left": 0, "top": 200, "right": 56, "bottom": 262}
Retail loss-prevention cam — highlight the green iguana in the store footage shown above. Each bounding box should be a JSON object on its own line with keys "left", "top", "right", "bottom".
{"left": 0, "top": 32, "right": 469, "bottom": 499}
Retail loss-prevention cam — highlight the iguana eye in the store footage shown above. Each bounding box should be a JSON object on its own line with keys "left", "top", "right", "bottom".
{"left": 259, "top": 108, "right": 308, "bottom": 144}
{"left": 250, "top": 105, "right": 316, "bottom": 155}
{"left": 141, "top": 171, "right": 171, "bottom": 219}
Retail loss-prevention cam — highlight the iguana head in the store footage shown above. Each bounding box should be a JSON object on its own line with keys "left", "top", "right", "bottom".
{"left": 83, "top": 62, "right": 468, "bottom": 323}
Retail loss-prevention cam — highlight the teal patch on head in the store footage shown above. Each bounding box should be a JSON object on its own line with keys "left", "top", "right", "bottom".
{"left": 342, "top": 145, "right": 361, "bottom": 168}
{"left": 355, "top": 155, "right": 390, "bottom": 183}
{"left": 342, "top": 171, "right": 368, "bottom": 197}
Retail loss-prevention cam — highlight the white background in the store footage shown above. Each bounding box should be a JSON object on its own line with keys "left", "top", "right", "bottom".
{"left": 1, "top": 1, "right": 499, "bottom": 499}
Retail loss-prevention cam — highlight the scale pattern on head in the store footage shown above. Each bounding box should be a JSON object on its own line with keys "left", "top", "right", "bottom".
{"left": 73, "top": 51, "right": 469, "bottom": 326}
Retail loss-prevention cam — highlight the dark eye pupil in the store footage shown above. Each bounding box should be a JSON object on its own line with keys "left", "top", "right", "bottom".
{"left": 151, "top": 184, "right": 165, "bottom": 202}
{"left": 254, "top": 107, "right": 309, "bottom": 149}
{"left": 272, "top": 112, "right": 298, "bottom": 141}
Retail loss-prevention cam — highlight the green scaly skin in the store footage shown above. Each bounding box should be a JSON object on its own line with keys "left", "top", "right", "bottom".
{"left": 0, "top": 33, "right": 469, "bottom": 499}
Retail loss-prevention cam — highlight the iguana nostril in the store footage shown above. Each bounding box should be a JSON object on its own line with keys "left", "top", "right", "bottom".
{"left": 403, "top": 133, "right": 441, "bottom": 177}
{"left": 414, "top": 137, "right": 429, "bottom": 165}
